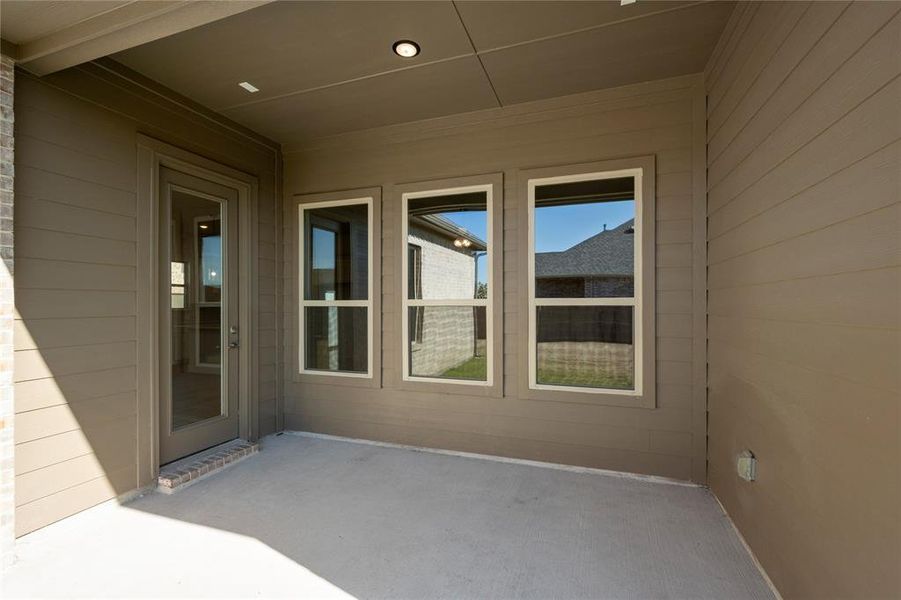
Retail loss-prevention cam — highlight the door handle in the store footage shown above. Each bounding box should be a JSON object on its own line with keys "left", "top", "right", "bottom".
{"left": 228, "top": 340, "right": 240, "bottom": 349}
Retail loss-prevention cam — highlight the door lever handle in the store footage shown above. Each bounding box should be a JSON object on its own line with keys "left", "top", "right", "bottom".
{"left": 228, "top": 341, "right": 240, "bottom": 349}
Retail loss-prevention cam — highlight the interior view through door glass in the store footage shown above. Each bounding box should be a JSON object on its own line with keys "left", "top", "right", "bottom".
{"left": 169, "top": 190, "right": 225, "bottom": 428}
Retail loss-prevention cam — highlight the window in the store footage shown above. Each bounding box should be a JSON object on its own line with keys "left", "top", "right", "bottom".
{"left": 299, "top": 198, "right": 372, "bottom": 377}
{"left": 528, "top": 169, "right": 645, "bottom": 396}
{"left": 402, "top": 185, "right": 492, "bottom": 384}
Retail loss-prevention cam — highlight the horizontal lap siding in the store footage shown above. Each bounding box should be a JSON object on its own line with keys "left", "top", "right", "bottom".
{"left": 704, "top": 3, "right": 901, "bottom": 599}
{"left": 13, "top": 67, "right": 280, "bottom": 536}
{"left": 283, "top": 76, "right": 706, "bottom": 482}
{"left": 14, "top": 77, "right": 138, "bottom": 537}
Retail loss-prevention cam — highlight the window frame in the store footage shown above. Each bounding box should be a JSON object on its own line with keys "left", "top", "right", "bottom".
{"left": 391, "top": 173, "right": 503, "bottom": 397}
{"left": 297, "top": 195, "right": 375, "bottom": 380}
{"left": 401, "top": 183, "right": 494, "bottom": 387}
{"left": 523, "top": 157, "right": 656, "bottom": 408}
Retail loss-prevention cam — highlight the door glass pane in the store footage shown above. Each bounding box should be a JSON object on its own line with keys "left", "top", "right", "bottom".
{"left": 407, "top": 191, "right": 488, "bottom": 300}
{"left": 408, "top": 306, "right": 487, "bottom": 381}
{"left": 536, "top": 305, "right": 634, "bottom": 390}
{"left": 304, "top": 204, "right": 368, "bottom": 300}
{"left": 198, "top": 218, "right": 222, "bottom": 302}
{"left": 534, "top": 177, "right": 635, "bottom": 298}
{"left": 304, "top": 306, "right": 368, "bottom": 373}
{"left": 170, "top": 190, "right": 224, "bottom": 430}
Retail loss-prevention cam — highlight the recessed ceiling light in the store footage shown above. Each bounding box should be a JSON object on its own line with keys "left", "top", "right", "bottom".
{"left": 393, "top": 40, "right": 420, "bottom": 58}
{"left": 238, "top": 81, "right": 260, "bottom": 93}
{"left": 620, "top": 0, "right": 637, "bottom": 5}
{"left": 199, "top": 224, "right": 209, "bottom": 229}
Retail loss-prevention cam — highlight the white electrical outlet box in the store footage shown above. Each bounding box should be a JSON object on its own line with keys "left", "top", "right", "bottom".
{"left": 737, "top": 451, "right": 757, "bottom": 482}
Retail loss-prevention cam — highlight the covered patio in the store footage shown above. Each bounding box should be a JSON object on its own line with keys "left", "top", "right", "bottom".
{"left": 0, "top": 1, "right": 898, "bottom": 599}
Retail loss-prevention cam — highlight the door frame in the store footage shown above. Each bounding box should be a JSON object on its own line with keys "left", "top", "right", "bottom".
{"left": 136, "top": 135, "right": 258, "bottom": 486}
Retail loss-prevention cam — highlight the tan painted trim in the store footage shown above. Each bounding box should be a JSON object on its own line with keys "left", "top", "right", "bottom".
{"left": 274, "top": 152, "right": 285, "bottom": 433}
{"left": 690, "top": 80, "right": 709, "bottom": 484}
{"left": 16, "top": 1, "right": 273, "bottom": 76}
{"left": 516, "top": 155, "right": 657, "bottom": 409}
{"left": 136, "top": 144, "right": 159, "bottom": 487}
{"left": 712, "top": 494, "right": 784, "bottom": 600}
{"left": 136, "top": 134, "right": 259, "bottom": 484}
{"left": 390, "top": 172, "right": 505, "bottom": 397}
{"left": 289, "top": 187, "right": 383, "bottom": 389}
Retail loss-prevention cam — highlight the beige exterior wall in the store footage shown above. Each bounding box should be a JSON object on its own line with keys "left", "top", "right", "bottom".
{"left": 704, "top": 2, "right": 900, "bottom": 598}
{"left": 13, "top": 61, "right": 281, "bottom": 536}
{"left": 1, "top": 52, "right": 15, "bottom": 568}
{"left": 283, "top": 74, "right": 708, "bottom": 482}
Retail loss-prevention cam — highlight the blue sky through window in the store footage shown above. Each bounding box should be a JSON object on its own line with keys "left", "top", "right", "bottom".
{"left": 535, "top": 200, "right": 634, "bottom": 252}
{"left": 312, "top": 227, "right": 336, "bottom": 270}
{"left": 439, "top": 200, "right": 634, "bottom": 285}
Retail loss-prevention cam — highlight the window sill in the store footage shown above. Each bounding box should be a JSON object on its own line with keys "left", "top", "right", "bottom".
{"left": 392, "top": 374, "right": 502, "bottom": 398}
{"left": 293, "top": 369, "right": 380, "bottom": 389}
{"left": 522, "top": 383, "right": 656, "bottom": 409}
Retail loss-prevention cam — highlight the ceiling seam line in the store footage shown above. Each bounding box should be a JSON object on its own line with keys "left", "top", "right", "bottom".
{"left": 217, "top": 53, "right": 476, "bottom": 111}
{"left": 474, "top": 0, "right": 714, "bottom": 57}
{"left": 451, "top": 0, "right": 502, "bottom": 108}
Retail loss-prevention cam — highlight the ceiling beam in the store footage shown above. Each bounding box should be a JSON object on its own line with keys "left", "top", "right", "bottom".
{"left": 14, "top": 0, "right": 272, "bottom": 76}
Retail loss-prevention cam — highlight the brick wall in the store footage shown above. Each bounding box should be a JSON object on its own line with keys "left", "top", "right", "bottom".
{"left": 0, "top": 53, "right": 14, "bottom": 569}
{"left": 409, "top": 225, "right": 477, "bottom": 299}
{"left": 407, "top": 227, "right": 480, "bottom": 377}
{"left": 585, "top": 276, "right": 633, "bottom": 298}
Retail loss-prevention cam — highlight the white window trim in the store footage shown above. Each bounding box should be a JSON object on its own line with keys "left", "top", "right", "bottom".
{"left": 401, "top": 184, "right": 494, "bottom": 387}
{"left": 527, "top": 168, "right": 644, "bottom": 397}
{"left": 298, "top": 197, "right": 374, "bottom": 378}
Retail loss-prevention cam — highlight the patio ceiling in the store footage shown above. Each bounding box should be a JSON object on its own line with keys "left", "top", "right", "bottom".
{"left": 1, "top": 1, "right": 734, "bottom": 143}
{"left": 108, "top": 0, "right": 734, "bottom": 144}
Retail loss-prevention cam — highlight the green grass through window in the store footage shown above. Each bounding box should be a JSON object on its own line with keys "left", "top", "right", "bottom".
{"left": 439, "top": 356, "right": 633, "bottom": 390}
{"left": 440, "top": 355, "right": 487, "bottom": 380}
{"left": 536, "top": 368, "right": 633, "bottom": 390}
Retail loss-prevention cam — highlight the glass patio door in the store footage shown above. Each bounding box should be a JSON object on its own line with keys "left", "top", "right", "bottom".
{"left": 158, "top": 167, "right": 240, "bottom": 464}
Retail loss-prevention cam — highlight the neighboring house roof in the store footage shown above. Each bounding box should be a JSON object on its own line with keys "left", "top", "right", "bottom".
{"left": 411, "top": 214, "right": 487, "bottom": 251}
{"left": 535, "top": 219, "right": 634, "bottom": 278}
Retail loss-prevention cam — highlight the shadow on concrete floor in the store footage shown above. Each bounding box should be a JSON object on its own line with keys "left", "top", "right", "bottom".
{"left": 4, "top": 434, "right": 773, "bottom": 599}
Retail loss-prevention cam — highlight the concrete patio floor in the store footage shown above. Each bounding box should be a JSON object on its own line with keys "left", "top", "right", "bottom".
{"left": 2, "top": 434, "right": 773, "bottom": 599}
